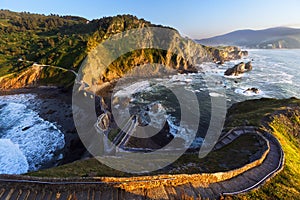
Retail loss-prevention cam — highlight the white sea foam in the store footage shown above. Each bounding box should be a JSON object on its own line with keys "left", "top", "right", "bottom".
{"left": 114, "top": 81, "right": 151, "bottom": 97}
{"left": 166, "top": 117, "right": 200, "bottom": 148}
{"left": 209, "top": 92, "right": 225, "bottom": 97}
{"left": 147, "top": 103, "right": 167, "bottom": 129}
{"left": 0, "top": 139, "right": 29, "bottom": 174}
{"left": 0, "top": 94, "right": 65, "bottom": 173}
{"left": 234, "top": 88, "right": 264, "bottom": 97}
{"left": 169, "top": 74, "right": 194, "bottom": 83}
{"left": 224, "top": 74, "right": 244, "bottom": 79}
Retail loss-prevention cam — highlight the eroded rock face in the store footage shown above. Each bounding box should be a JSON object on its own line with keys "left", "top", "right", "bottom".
{"left": 224, "top": 61, "right": 252, "bottom": 76}
{"left": 0, "top": 65, "right": 43, "bottom": 90}
{"left": 206, "top": 46, "right": 248, "bottom": 63}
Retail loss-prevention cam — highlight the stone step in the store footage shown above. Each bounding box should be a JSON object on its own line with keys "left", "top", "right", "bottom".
{"left": 0, "top": 129, "right": 284, "bottom": 200}
{"left": 0, "top": 189, "right": 5, "bottom": 199}
{"left": 42, "top": 191, "right": 53, "bottom": 200}
{"left": 0, "top": 189, "right": 11, "bottom": 200}
{"left": 94, "top": 191, "right": 101, "bottom": 200}
{"left": 231, "top": 131, "right": 240, "bottom": 136}
{"left": 190, "top": 184, "right": 214, "bottom": 199}
{"left": 120, "top": 188, "right": 145, "bottom": 200}
{"left": 202, "top": 188, "right": 215, "bottom": 199}
{"left": 17, "top": 190, "right": 30, "bottom": 200}
{"left": 8, "top": 189, "right": 22, "bottom": 200}
{"left": 14, "top": 190, "right": 24, "bottom": 200}
{"left": 226, "top": 134, "right": 237, "bottom": 140}
{"left": 268, "top": 151, "right": 280, "bottom": 159}
{"left": 27, "top": 191, "right": 38, "bottom": 200}
{"left": 164, "top": 186, "right": 177, "bottom": 200}
{"left": 100, "top": 189, "right": 113, "bottom": 200}
{"left": 111, "top": 188, "right": 119, "bottom": 200}
{"left": 209, "top": 183, "right": 225, "bottom": 198}
{"left": 174, "top": 184, "right": 197, "bottom": 199}
{"left": 56, "top": 192, "right": 69, "bottom": 200}
{"left": 89, "top": 190, "right": 95, "bottom": 200}
{"left": 244, "top": 173, "right": 261, "bottom": 183}
{"left": 34, "top": 191, "right": 44, "bottom": 200}
{"left": 237, "top": 130, "right": 246, "bottom": 135}
{"left": 3, "top": 188, "right": 14, "bottom": 200}
{"left": 229, "top": 174, "right": 257, "bottom": 191}
{"left": 214, "top": 144, "right": 223, "bottom": 150}
{"left": 145, "top": 186, "right": 169, "bottom": 199}
{"left": 222, "top": 138, "right": 231, "bottom": 145}
{"left": 245, "top": 170, "right": 268, "bottom": 182}
{"left": 220, "top": 178, "right": 246, "bottom": 191}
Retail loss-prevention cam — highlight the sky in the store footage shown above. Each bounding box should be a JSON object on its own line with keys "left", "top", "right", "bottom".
{"left": 2, "top": 0, "right": 300, "bottom": 39}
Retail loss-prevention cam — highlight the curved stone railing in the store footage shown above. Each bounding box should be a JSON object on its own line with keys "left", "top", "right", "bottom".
{"left": 222, "top": 129, "right": 285, "bottom": 196}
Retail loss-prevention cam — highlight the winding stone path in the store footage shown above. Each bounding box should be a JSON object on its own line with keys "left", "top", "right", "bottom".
{"left": 0, "top": 127, "right": 284, "bottom": 200}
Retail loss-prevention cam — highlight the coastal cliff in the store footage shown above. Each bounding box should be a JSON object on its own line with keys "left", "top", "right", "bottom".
{"left": 0, "top": 10, "right": 247, "bottom": 90}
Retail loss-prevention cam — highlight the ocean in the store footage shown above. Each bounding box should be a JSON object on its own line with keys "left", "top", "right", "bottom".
{"left": 0, "top": 94, "right": 65, "bottom": 174}
{"left": 1, "top": 49, "right": 299, "bottom": 174}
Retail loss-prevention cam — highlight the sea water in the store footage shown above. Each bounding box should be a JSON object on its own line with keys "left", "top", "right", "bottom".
{"left": 112, "top": 49, "right": 300, "bottom": 148}
{"left": 0, "top": 94, "right": 65, "bottom": 174}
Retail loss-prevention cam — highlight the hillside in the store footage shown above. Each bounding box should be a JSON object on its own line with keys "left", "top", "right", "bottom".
{"left": 197, "top": 27, "right": 300, "bottom": 49}
{"left": 0, "top": 10, "right": 156, "bottom": 78}
{"left": 0, "top": 10, "right": 247, "bottom": 90}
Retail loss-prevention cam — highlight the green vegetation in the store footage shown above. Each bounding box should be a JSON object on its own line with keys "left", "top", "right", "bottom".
{"left": 38, "top": 66, "right": 76, "bottom": 87}
{"left": 28, "top": 132, "right": 266, "bottom": 178}
{"left": 224, "top": 98, "right": 300, "bottom": 199}
{"left": 0, "top": 10, "right": 160, "bottom": 86}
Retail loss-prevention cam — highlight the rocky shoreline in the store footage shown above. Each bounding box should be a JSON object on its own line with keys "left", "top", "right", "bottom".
{"left": 0, "top": 87, "right": 89, "bottom": 169}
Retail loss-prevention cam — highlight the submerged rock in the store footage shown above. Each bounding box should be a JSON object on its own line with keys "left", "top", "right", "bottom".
{"left": 244, "top": 87, "right": 260, "bottom": 94}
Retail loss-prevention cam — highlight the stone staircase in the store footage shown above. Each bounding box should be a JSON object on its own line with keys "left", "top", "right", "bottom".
{"left": 0, "top": 127, "right": 284, "bottom": 200}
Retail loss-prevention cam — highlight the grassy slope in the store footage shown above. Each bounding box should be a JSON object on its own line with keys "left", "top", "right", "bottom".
{"left": 224, "top": 98, "right": 300, "bottom": 199}
{"left": 28, "top": 133, "right": 265, "bottom": 178}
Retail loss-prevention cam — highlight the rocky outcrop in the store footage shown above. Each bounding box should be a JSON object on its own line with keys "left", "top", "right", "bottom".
{"left": 224, "top": 61, "right": 252, "bottom": 76}
{"left": 0, "top": 65, "right": 43, "bottom": 90}
{"left": 205, "top": 46, "right": 248, "bottom": 64}
{"left": 0, "top": 64, "right": 75, "bottom": 90}
{"left": 82, "top": 28, "right": 249, "bottom": 92}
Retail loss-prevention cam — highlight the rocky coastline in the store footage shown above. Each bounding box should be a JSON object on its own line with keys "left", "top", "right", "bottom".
{"left": 0, "top": 42, "right": 249, "bottom": 171}
{"left": 0, "top": 88, "right": 88, "bottom": 168}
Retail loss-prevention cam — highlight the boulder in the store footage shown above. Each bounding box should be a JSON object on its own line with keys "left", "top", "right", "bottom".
{"left": 224, "top": 62, "right": 246, "bottom": 76}
{"left": 244, "top": 87, "right": 260, "bottom": 94}
{"left": 224, "top": 61, "right": 253, "bottom": 76}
